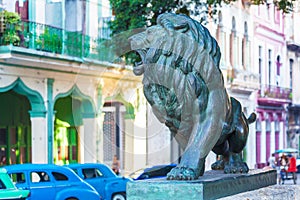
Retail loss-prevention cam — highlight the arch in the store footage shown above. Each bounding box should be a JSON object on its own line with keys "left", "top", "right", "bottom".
{"left": 54, "top": 85, "right": 96, "bottom": 118}
{"left": 105, "top": 93, "right": 135, "bottom": 119}
{"left": 0, "top": 78, "right": 46, "bottom": 117}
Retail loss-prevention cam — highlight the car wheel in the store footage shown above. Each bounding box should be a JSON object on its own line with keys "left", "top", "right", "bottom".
{"left": 112, "top": 193, "right": 126, "bottom": 200}
{"left": 66, "top": 198, "right": 78, "bottom": 200}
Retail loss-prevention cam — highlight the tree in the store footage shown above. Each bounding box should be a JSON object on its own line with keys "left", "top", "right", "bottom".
{"left": 108, "top": 0, "right": 296, "bottom": 63}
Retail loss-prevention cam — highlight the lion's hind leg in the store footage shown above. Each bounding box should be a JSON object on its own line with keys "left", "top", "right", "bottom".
{"left": 224, "top": 117, "right": 250, "bottom": 173}
{"left": 224, "top": 152, "right": 249, "bottom": 173}
{"left": 211, "top": 141, "right": 230, "bottom": 170}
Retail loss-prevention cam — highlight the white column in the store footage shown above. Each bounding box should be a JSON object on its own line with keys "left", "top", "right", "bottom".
{"left": 260, "top": 120, "right": 266, "bottom": 164}
{"left": 247, "top": 121, "right": 256, "bottom": 169}
{"left": 225, "top": 31, "right": 231, "bottom": 67}
{"left": 279, "top": 121, "right": 284, "bottom": 149}
{"left": 83, "top": 118, "right": 97, "bottom": 163}
{"left": 78, "top": 125, "right": 84, "bottom": 163}
{"left": 124, "top": 118, "right": 134, "bottom": 175}
{"left": 31, "top": 117, "right": 47, "bottom": 163}
{"left": 97, "top": 114, "right": 104, "bottom": 163}
{"left": 270, "top": 120, "right": 275, "bottom": 154}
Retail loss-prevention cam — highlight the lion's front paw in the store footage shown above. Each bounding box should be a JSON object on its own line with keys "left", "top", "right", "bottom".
{"left": 224, "top": 161, "right": 249, "bottom": 174}
{"left": 166, "top": 166, "right": 197, "bottom": 180}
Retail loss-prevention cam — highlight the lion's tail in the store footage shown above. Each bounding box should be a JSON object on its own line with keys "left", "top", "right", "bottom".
{"left": 247, "top": 113, "right": 257, "bottom": 124}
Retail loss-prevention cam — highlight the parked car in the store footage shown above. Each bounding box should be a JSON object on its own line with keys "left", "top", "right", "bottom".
{"left": 129, "top": 164, "right": 176, "bottom": 180}
{"left": 0, "top": 167, "right": 30, "bottom": 200}
{"left": 4, "top": 164, "right": 101, "bottom": 200}
{"left": 66, "top": 163, "right": 132, "bottom": 200}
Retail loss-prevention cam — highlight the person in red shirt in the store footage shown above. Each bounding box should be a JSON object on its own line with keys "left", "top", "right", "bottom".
{"left": 287, "top": 154, "right": 297, "bottom": 173}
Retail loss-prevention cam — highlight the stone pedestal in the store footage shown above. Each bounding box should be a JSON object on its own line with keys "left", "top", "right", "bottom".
{"left": 127, "top": 169, "right": 277, "bottom": 200}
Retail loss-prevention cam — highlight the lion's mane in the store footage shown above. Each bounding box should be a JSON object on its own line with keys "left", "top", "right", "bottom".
{"left": 131, "top": 13, "right": 227, "bottom": 145}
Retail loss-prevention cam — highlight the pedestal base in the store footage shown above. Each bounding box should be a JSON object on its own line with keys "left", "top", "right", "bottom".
{"left": 127, "top": 169, "right": 277, "bottom": 200}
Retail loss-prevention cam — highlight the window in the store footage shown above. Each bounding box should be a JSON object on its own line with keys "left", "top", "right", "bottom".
{"left": 82, "top": 168, "right": 103, "bottom": 179}
{"left": 30, "top": 171, "right": 50, "bottom": 183}
{"left": 259, "top": 46, "right": 262, "bottom": 84}
{"left": 0, "top": 180, "right": 6, "bottom": 189}
{"left": 290, "top": 59, "right": 294, "bottom": 89}
{"left": 230, "top": 17, "right": 236, "bottom": 67}
{"left": 52, "top": 172, "right": 68, "bottom": 181}
{"left": 10, "top": 173, "right": 26, "bottom": 184}
{"left": 268, "top": 49, "right": 272, "bottom": 85}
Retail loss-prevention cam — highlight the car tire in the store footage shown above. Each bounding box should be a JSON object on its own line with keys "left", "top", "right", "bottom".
{"left": 66, "top": 198, "right": 78, "bottom": 200}
{"left": 112, "top": 193, "right": 126, "bottom": 200}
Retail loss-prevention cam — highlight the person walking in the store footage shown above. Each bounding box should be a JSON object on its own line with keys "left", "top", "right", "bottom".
{"left": 111, "top": 155, "right": 120, "bottom": 175}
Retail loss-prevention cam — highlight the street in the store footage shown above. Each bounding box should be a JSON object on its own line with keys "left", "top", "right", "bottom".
{"left": 276, "top": 172, "right": 300, "bottom": 185}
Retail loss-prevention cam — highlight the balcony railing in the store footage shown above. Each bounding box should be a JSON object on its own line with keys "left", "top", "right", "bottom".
{"left": 258, "top": 84, "right": 292, "bottom": 100}
{"left": 0, "top": 19, "right": 112, "bottom": 61}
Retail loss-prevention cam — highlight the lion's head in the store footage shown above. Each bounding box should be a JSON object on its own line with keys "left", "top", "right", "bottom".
{"left": 130, "top": 13, "right": 223, "bottom": 88}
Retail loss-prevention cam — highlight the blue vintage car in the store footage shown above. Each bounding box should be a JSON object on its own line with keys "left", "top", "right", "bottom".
{"left": 4, "top": 164, "right": 101, "bottom": 200}
{"left": 66, "top": 163, "right": 132, "bottom": 200}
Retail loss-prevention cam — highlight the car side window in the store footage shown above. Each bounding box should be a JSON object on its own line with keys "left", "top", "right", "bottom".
{"left": 30, "top": 171, "right": 50, "bottom": 183}
{"left": 52, "top": 172, "right": 68, "bottom": 181}
{"left": 0, "top": 180, "right": 6, "bottom": 189}
{"left": 10, "top": 173, "right": 26, "bottom": 184}
{"left": 82, "top": 168, "right": 103, "bottom": 179}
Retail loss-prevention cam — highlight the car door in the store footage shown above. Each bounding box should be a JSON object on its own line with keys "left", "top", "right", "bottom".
{"left": 28, "top": 170, "right": 56, "bottom": 200}
{"left": 81, "top": 167, "right": 107, "bottom": 197}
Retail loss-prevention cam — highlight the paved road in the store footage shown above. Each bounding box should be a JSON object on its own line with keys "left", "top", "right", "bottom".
{"left": 276, "top": 172, "right": 300, "bottom": 185}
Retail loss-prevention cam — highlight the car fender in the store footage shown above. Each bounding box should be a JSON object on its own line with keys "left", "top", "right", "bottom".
{"left": 55, "top": 188, "right": 101, "bottom": 200}
{"left": 104, "top": 177, "right": 130, "bottom": 199}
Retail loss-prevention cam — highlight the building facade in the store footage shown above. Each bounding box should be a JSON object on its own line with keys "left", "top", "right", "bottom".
{"left": 252, "top": 2, "right": 292, "bottom": 168}
{"left": 0, "top": 0, "right": 149, "bottom": 175}
{"left": 0, "top": 0, "right": 298, "bottom": 175}
{"left": 285, "top": 2, "right": 300, "bottom": 152}
{"left": 206, "top": 0, "right": 294, "bottom": 169}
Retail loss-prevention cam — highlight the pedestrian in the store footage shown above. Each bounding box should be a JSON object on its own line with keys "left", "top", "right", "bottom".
{"left": 287, "top": 154, "right": 297, "bottom": 173}
{"left": 111, "top": 155, "right": 120, "bottom": 175}
{"left": 0, "top": 156, "right": 6, "bottom": 165}
{"left": 268, "top": 153, "right": 276, "bottom": 169}
{"left": 279, "top": 154, "right": 289, "bottom": 184}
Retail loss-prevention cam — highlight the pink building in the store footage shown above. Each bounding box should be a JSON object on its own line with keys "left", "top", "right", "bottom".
{"left": 253, "top": 3, "right": 292, "bottom": 168}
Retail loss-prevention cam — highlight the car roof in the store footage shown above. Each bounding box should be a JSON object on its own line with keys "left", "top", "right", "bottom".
{"left": 4, "top": 163, "right": 69, "bottom": 171}
{"left": 0, "top": 168, "right": 7, "bottom": 173}
{"left": 4, "top": 164, "right": 82, "bottom": 180}
{"left": 66, "top": 163, "right": 108, "bottom": 168}
{"left": 143, "top": 164, "right": 176, "bottom": 172}
{"left": 66, "top": 163, "right": 117, "bottom": 177}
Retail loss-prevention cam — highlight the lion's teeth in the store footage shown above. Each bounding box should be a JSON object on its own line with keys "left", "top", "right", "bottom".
{"left": 135, "top": 61, "right": 143, "bottom": 67}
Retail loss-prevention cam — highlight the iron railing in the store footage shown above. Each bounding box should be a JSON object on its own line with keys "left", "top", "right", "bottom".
{"left": 0, "top": 18, "right": 112, "bottom": 60}
{"left": 258, "top": 84, "right": 292, "bottom": 100}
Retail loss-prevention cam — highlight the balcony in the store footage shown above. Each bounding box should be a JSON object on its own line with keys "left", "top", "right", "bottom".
{"left": 227, "top": 68, "right": 260, "bottom": 94}
{"left": 0, "top": 18, "right": 112, "bottom": 61}
{"left": 257, "top": 84, "right": 292, "bottom": 105}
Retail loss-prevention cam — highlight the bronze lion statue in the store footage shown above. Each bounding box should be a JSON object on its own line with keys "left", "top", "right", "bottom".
{"left": 129, "top": 13, "right": 256, "bottom": 180}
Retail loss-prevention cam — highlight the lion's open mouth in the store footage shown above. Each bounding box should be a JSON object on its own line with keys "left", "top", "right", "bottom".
{"left": 133, "top": 49, "right": 148, "bottom": 75}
